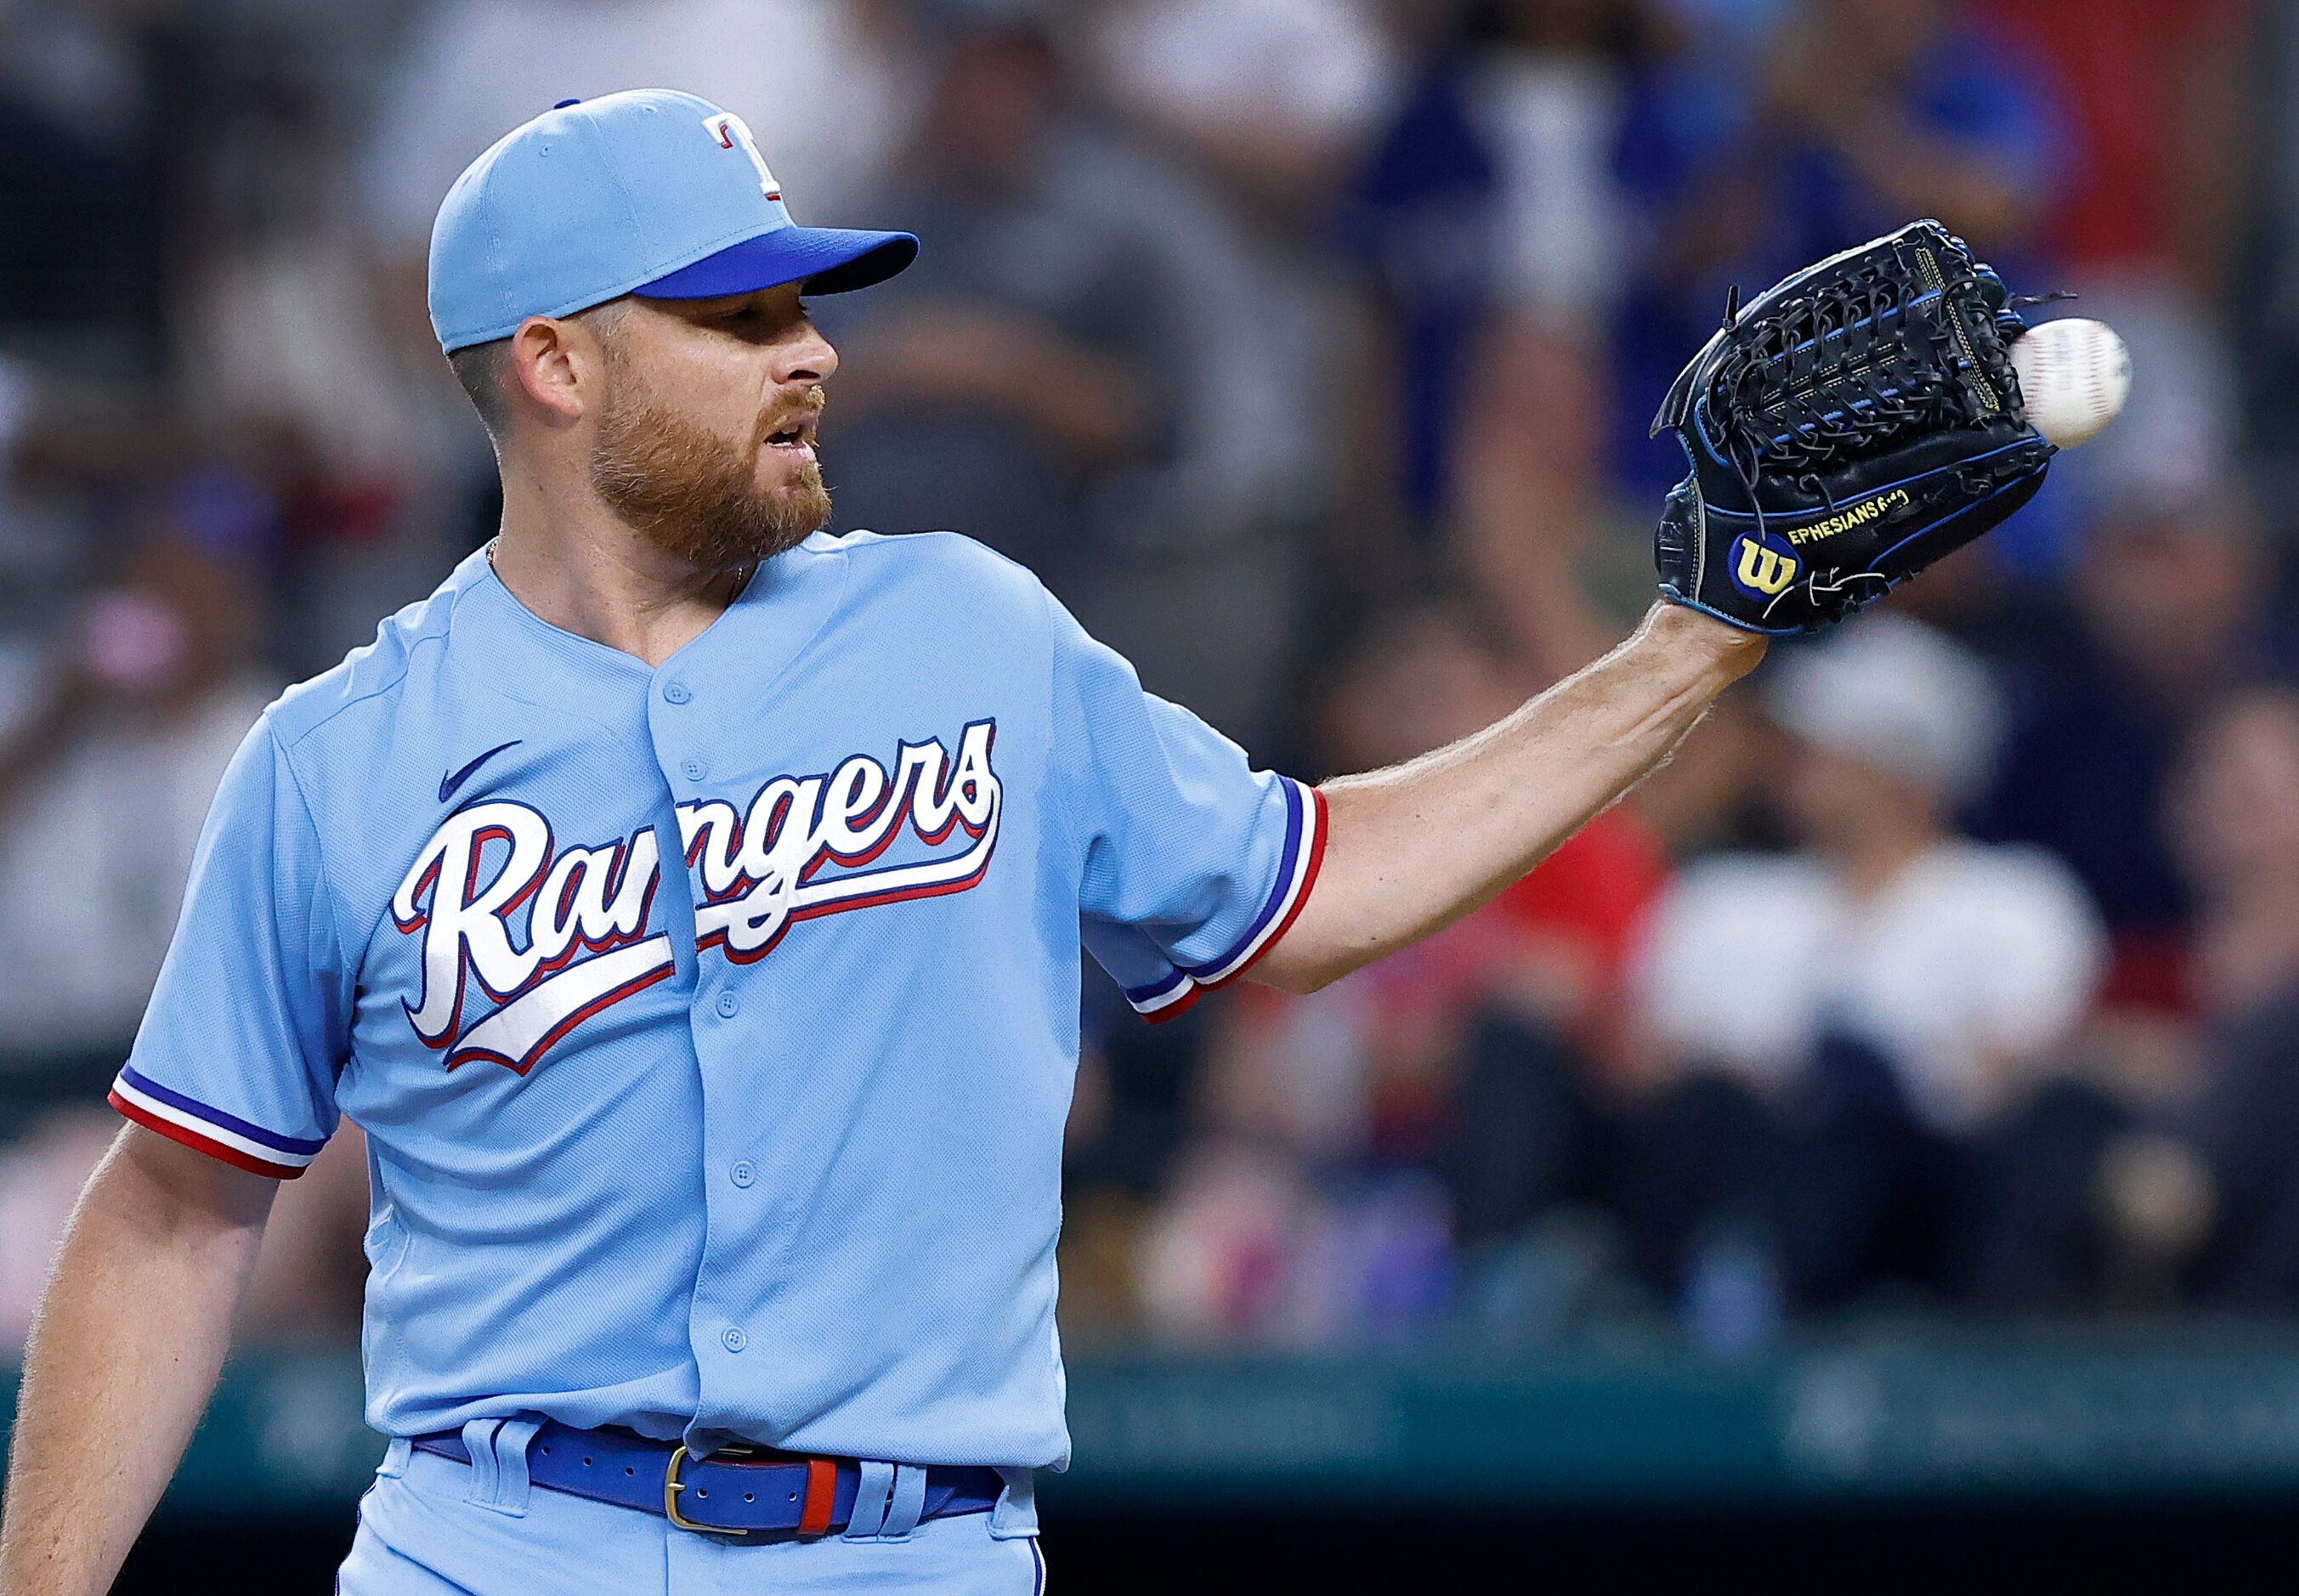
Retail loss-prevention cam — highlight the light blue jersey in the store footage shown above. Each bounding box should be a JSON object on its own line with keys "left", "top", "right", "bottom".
{"left": 109, "top": 529, "right": 1323, "bottom": 1476}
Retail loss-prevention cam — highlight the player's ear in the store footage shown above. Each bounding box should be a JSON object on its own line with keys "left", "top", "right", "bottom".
{"left": 506, "top": 314, "right": 595, "bottom": 428}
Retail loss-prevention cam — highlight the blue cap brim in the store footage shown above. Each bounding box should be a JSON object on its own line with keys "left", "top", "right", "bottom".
{"left": 635, "top": 225, "right": 919, "bottom": 300}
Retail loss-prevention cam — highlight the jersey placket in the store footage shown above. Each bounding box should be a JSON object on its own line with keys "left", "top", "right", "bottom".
{"left": 647, "top": 659, "right": 786, "bottom": 1439}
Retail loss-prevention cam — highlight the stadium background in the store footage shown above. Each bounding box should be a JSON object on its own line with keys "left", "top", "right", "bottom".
{"left": 2, "top": 0, "right": 2296, "bottom": 1587}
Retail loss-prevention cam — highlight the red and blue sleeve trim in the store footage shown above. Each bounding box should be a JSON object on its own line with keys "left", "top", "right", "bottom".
{"left": 1121, "top": 778, "right": 1328, "bottom": 1023}
{"left": 106, "top": 1065, "right": 325, "bottom": 1180}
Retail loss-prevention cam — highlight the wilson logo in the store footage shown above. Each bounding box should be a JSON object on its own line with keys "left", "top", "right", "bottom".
{"left": 1731, "top": 536, "right": 1799, "bottom": 598}
{"left": 392, "top": 722, "right": 999, "bottom": 1074}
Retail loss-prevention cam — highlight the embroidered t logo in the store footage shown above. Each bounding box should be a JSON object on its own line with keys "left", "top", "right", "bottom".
{"left": 704, "top": 111, "right": 781, "bottom": 201}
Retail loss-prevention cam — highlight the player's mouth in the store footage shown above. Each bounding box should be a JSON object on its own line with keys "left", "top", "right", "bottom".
{"left": 762, "top": 414, "right": 819, "bottom": 467}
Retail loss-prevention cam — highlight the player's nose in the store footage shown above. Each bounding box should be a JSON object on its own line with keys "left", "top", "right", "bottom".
{"left": 774, "top": 318, "right": 839, "bottom": 387}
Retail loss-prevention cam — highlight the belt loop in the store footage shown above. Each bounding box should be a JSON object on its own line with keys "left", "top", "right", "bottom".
{"left": 841, "top": 1459, "right": 895, "bottom": 1541}
{"left": 988, "top": 1466, "right": 1039, "bottom": 1540}
{"left": 494, "top": 1418, "right": 542, "bottom": 1513}
{"left": 459, "top": 1418, "right": 503, "bottom": 1508}
{"left": 877, "top": 1463, "right": 927, "bottom": 1541}
{"left": 377, "top": 1436, "right": 412, "bottom": 1480}
{"left": 460, "top": 1416, "right": 541, "bottom": 1517}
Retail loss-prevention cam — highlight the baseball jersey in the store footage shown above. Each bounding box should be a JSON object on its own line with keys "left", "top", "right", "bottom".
{"left": 107, "top": 530, "right": 1325, "bottom": 1471}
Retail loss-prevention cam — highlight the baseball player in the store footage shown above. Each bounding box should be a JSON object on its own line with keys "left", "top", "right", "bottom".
{"left": 0, "top": 92, "right": 2046, "bottom": 1594}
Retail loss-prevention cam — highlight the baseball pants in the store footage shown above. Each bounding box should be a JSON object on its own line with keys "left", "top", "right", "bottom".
{"left": 338, "top": 1435, "right": 1046, "bottom": 1593}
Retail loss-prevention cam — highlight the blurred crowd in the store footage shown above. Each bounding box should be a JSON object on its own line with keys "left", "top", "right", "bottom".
{"left": 0, "top": 0, "right": 2295, "bottom": 1355}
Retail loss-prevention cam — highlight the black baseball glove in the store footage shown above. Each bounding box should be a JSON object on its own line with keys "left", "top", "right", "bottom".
{"left": 1651, "top": 219, "right": 2054, "bottom": 634}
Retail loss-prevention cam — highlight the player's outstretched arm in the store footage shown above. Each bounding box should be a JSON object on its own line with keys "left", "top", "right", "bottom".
{"left": 1254, "top": 224, "right": 2083, "bottom": 993}
{"left": 1250, "top": 603, "right": 1762, "bottom": 994}
{"left": 0, "top": 1125, "right": 278, "bottom": 1596}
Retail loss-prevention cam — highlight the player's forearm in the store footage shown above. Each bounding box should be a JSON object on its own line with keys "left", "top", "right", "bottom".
{"left": 0, "top": 1129, "right": 275, "bottom": 1596}
{"left": 1253, "top": 604, "right": 1764, "bottom": 993}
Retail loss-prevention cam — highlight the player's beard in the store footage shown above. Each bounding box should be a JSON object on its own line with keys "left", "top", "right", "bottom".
{"left": 588, "top": 362, "right": 831, "bottom": 576}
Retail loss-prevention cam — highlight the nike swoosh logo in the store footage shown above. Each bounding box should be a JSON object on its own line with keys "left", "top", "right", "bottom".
{"left": 439, "top": 740, "right": 523, "bottom": 805}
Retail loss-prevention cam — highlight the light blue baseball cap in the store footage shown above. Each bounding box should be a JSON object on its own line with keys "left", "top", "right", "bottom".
{"left": 428, "top": 88, "right": 918, "bottom": 354}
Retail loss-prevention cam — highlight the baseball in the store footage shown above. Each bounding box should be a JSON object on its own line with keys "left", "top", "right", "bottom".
{"left": 2008, "top": 317, "right": 2130, "bottom": 448}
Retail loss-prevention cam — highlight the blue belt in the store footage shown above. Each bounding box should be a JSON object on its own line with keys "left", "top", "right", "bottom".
{"left": 412, "top": 1420, "right": 1004, "bottom": 1539}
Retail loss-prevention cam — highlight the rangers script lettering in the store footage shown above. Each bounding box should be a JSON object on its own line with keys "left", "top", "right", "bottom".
{"left": 393, "top": 720, "right": 1001, "bottom": 1073}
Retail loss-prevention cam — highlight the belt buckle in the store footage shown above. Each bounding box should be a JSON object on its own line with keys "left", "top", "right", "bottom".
{"left": 664, "top": 1444, "right": 749, "bottom": 1537}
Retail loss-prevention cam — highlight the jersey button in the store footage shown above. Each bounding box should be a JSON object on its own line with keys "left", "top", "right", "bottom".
{"left": 682, "top": 757, "right": 708, "bottom": 781}
{"left": 663, "top": 681, "right": 692, "bottom": 705}
{"left": 715, "top": 990, "right": 741, "bottom": 1018}
{"left": 730, "top": 1160, "right": 757, "bottom": 1188}
{"left": 722, "top": 1327, "right": 748, "bottom": 1354}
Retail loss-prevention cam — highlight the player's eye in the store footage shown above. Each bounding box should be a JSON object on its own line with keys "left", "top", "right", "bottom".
{"left": 703, "top": 295, "right": 801, "bottom": 337}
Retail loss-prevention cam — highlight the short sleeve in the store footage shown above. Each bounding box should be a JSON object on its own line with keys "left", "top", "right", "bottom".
{"left": 107, "top": 716, "right": 349, "bottom": 1178}
{"left": 1046, "top": 592, "right": 1325, "bottom": 1022}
